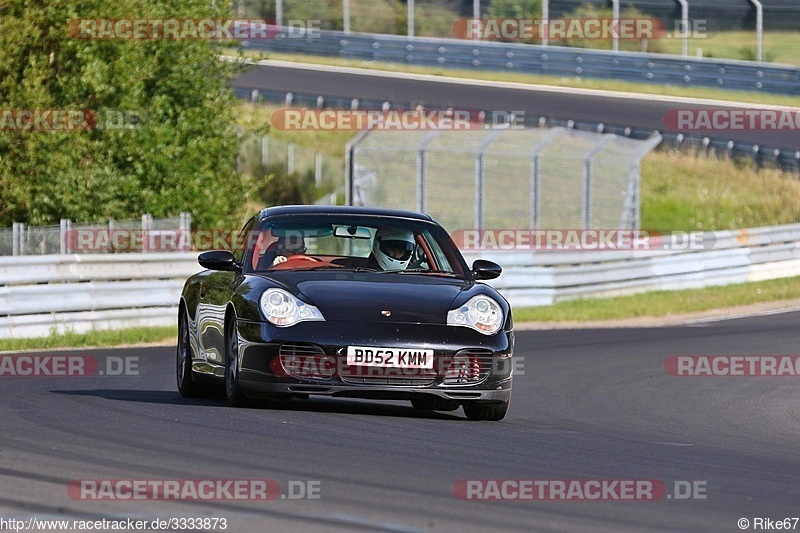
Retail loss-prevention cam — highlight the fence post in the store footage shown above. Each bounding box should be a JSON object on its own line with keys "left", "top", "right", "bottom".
{"left": 541, "top": 0, "right": 549, "bottom": 47}
{"left": 12, "top": 222, "right": 21, "bottom": 256}
{"left": 531, "top": 157, "right": 540, "bottom": 229}
{"left": 529, "top": 128, "right": 564, "bottom": 230}
{"left": 315, "top": 151, "right": 322, "bottom": 187}
{"left": 407, "top": 0, "right": 414, "bottom": 37}
{"left": 60, "top": 218, "right": 71, "bottom": 254}
{"left": 287, "top": 143, "right": 294, "bottom": 174}
{"left": 476, "top": 130, "right": 503, "bottom": 230}
{"left": 262, "top": 135, "right": 269, "bottom": 166}
{"left": 345, "top": 128, "right": 372, "bottom": 206}
{"left": 583, "top": 135, "right": 615, "bottom": 229}
{"left": 142, "top": 214, "right": 153, "bottom": 253}
{"left": 416, "top": 131, "right": 441, "bottom": 213}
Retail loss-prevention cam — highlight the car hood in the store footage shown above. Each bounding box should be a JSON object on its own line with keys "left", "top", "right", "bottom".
{"left": 263, "top": 272, "right": 470, "bottom": 324}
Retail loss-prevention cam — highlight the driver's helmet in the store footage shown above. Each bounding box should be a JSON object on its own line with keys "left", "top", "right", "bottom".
{"left": 373, "top": 228, "right": 415, "bottom": 270}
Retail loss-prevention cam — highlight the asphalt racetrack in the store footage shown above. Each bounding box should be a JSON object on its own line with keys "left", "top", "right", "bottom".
{"left": 1, "top": 312, "right": 799, "bottom": 532}
{"left": 233, "top": 62, "right": 800, "bottom": 150}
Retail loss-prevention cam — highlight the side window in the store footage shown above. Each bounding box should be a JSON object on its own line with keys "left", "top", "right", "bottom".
{"left": 232, "top": 217, "right": 256, "bottom": 266}
{"left": 421, "top": 231, "right": 450, "bottom": 271}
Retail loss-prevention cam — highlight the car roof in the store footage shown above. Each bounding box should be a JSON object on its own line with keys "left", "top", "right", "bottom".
{"left": 258, "top": 205, "right": 435, "bottom": 222}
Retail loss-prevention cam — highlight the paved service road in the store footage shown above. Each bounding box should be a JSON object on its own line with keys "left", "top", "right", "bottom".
{"left": 1, "top": 312, "right": 799, "bottom": 531}
{"left": 233, "top": 62, "right": 800, "bottom": 150}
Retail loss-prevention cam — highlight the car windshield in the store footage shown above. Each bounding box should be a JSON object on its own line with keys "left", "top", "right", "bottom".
{"left": 244, "top": 214, "right": 467, "bottom": 277}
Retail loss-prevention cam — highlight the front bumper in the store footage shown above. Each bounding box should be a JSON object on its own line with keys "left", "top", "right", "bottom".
{"left": 231, "top": 319, "right": 514, "bottom": 403}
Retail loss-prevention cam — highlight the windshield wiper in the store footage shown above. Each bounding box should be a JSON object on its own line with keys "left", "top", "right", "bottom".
{"left": 279, "top": 265, "right": 379, "bottom": 272}
{"left": 378, "top": 269, "right": 461, "bottom": 277}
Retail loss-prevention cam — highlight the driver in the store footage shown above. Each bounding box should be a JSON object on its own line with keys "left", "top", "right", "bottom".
{"left": 271, "top": 235, "right": 308, "bottom": 266}
{"left": 367, "top": 228, "right": 415, "bottom": 271}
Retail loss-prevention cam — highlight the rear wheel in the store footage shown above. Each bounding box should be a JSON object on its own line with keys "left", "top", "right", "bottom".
{"left": 225, "top": 316, "right": 249, "bottom": 407}
{"left": 177, "top": 309, "right": 201, "bottom": 397}
{"left": 463, "top": 400, "right": 509, "bottom": 421}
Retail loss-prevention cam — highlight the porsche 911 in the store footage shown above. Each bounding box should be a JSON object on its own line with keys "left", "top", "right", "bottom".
{"left": 177, "top": 205, "right": 514, "bottom": 421}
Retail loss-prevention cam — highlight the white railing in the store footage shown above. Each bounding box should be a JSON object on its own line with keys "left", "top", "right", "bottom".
{"left": 3, "top": 224, "right": 800, "bottom": 338}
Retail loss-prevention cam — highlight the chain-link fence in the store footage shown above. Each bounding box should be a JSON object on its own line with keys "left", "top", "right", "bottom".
{"left": 0, "top": 214, "right": 191, "bottom": 256}
{"left": 347, "top": 127, "right": 661, "bottom": 232}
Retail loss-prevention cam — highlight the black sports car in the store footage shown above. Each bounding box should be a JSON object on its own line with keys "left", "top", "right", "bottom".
{"left": 177, "top": 205, "right": 514, "bottom": 421}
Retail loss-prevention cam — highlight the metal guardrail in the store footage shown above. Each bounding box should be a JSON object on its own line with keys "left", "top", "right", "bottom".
{"left": 473, "top": 224, "right": 800, "bottom": 306}
{"left": 244, "top": 29, "right": 800, "bottom": 95}
{"left": 0, "top": 253, "right": 198, "bottom": 339}
{"left": 3, "top": 224, "right": 800, "bottom": 338}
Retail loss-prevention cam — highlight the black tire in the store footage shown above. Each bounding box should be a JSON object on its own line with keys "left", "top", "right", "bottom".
{"left": 463, "top": 400, "right": 509, "bottom": 421}
{"left": 177, "top": 309, "right": 202, "bottom": 398}
{"left": 225, "top": 316, "right": 249, "bottom": 407}
{"left": 411, "top": 396, "right": 459, "bottom": 411}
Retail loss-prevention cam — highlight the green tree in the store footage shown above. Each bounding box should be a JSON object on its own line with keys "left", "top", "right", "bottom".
{"left": 0, "top": 0, "right": 246, "bottom": 228}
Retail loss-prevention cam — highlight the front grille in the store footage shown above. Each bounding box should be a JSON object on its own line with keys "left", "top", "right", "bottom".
{"left": 339, "top": 364, "right": 437, "bottom": 386}
{"left": 275, "top": 343, "right": 335, "bottom": 379}
{"left": 340, "top": 375, "right": 436, "bottom": 386}
{"left": 443, "top": 349, "right": 494, "bottom": 385}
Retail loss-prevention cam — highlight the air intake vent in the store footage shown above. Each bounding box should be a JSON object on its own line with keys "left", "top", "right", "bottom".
{"left": 444, "top": 349, "right": 493, "bottom": 385}
{"left": 276, "top": 343, "right": 334, "bottom": 379}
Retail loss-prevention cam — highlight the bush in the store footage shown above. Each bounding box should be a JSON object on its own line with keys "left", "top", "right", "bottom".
{"left": 551, "top": 2, "right": 665, "bottom": 53}
{"left": 0, "top": 0, "right": 246, "bottom": 229}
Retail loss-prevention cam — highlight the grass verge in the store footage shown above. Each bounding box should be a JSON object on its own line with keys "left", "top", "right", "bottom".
{"left": 640, "top": 149, "right": 800, "bottom": 232}
{"left": 514, "top": 276, "right": 800, "bottom": 322}
{"left": 658, "top": 31, "right": 800, "bottom": 66}
{"left": 0, "top": 326, "right": 177, "bottom": 353}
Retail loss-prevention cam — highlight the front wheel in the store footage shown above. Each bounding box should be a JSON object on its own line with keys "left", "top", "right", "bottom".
{"left": 225, "top": 316, "right": 249, "bottom": 407}
{"left": 177, "top": 309, "right": 202, "bottom": 397}
{"left": 463, "top": 400, "right": 509, "bottom": 421}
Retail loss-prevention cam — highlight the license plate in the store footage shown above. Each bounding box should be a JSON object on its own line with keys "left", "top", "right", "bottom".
{"left": 346, "top": 346, "right": 434, "bottom": 369}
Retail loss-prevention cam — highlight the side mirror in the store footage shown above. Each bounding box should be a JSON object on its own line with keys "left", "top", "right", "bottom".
{"left": 472, "top": 259, "right": 502, "bottom": 280}
{"left": 198, "top": 250, "right": 238, "bottom": 272}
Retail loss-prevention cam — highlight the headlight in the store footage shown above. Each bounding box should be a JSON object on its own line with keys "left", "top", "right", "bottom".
{"left": 260, "top": 288, "right": 325, "bottom": 327}
{"left": 447, "top": 295, "right": 503, "bottom": 335}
